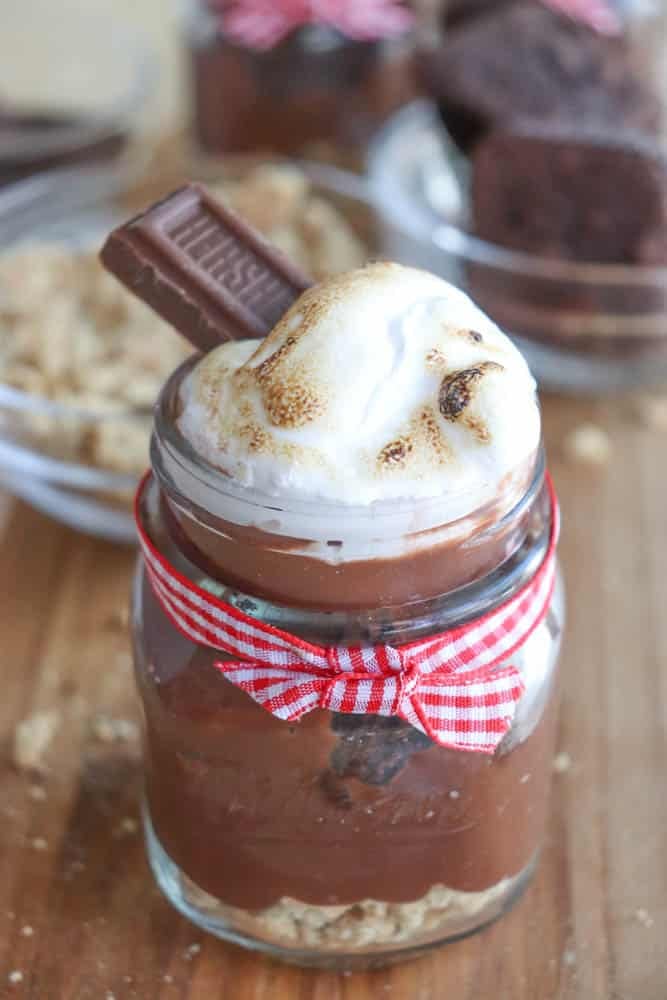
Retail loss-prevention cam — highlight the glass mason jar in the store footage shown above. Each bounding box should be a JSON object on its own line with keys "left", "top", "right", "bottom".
{"left": 183, "top": 0, "right": 417, "bottom": 166}
{"left": 132, "top": 359, "right": 564, "bottom": 969}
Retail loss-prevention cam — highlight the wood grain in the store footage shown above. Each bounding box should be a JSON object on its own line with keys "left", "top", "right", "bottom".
{"left": 0, "top": 394, "right": 665, "bottom": 999}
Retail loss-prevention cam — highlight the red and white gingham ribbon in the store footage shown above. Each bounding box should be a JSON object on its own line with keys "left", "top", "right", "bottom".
{"left": 541, "top": 0, "right": 621, "bottom": 33}
{"left": 210, "top": 0, "right": 413, "bottom": 50}
{"left": 135, "top": 474, "right": 559, "bottom": 755}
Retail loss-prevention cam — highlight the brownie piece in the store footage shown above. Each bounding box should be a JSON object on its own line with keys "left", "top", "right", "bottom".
{"left": 327, "top": 714, "right": 432, "bottom": 787}
{"left": 472, "top": 122, "right": 667, "bottom": 264}
{"left": 421, "top": 0, "right": 662, "bottom": 152}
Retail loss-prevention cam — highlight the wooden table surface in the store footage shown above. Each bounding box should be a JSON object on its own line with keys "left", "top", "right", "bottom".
{"left": 0, "top": 392, "right": 665, "bottom": 1000}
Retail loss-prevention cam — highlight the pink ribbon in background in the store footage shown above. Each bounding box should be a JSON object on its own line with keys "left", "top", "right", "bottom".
{"left": 136, "top": 472, "right": 559, "bottom": 757}
{"left": 211, "top": 0, "right": 620, "bottom": 51}
{"left": 210, "top": 0, "right": 414, "bottom": 50}
{"left": 540, "top": 0, "right": 621, "bottom": 33}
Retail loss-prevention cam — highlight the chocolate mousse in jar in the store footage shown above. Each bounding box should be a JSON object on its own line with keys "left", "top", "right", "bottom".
{"left": 184, "top": 0, "right": 416, "bottom": 165}
{"left": 128, "top": 249, "right": 563, "bottom": 966}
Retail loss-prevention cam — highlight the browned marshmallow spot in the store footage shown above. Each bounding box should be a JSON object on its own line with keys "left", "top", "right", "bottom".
{"left": 377, "top": 438, "right": 414, "bottom": 470}
{"left": 376, "top": 407, "right": 452, "bottom": 479}
{"left": 239, "top": 422, "right": 272, "bottom": 453}
{"left": 262, "top": 376, "right": 325, "bottom": 429}
{"left": 253, "top": 335, "right": 300, "bottom": 382}
{"left": 425, "top": 348, "right": 448, "bottom": 372}
{"left": 439, "top": 363, "right": 504, "bottom": 421}
{"left": 419, "top": 406, "right": 452, "bottom": 465}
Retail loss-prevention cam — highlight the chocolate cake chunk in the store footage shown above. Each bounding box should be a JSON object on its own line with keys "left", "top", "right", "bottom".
{"left": 327, "top": 714, "right": 433, "bottom": 787}
{"left": 421, "top": 0, "right": 662, "bottom": 152}
{"left": 472, "top": 123, "right": 667, "bottom": 264}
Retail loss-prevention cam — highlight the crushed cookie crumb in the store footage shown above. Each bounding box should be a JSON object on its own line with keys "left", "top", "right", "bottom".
{"left": 12, "top": 710, "right": 60, "bottom": 772}
{"left": 635, "top": 907, "right": 654, "bottom": 928}
{"left": 553, "top": 751, "right": 572, "bottom": 774}
{"left": 21, "top": 925, "right": 34, "bottom": 937}
{"left": 184, "top": 943, "right": 201, "bottom": 960}
{"left": 8, "top": 970, "right": 23, "bottom": 984}
{"left": 28, "top": 785, "right": 47, "bottom": 802}
{"left": 31, "top": 837, "right": 48, "bottom": 851}
{"left": 563, "top": 424, "right": 611, "bottom": 466}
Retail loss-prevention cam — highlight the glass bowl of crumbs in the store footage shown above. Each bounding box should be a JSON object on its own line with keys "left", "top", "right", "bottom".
{"left": 0, "top": 162, "right": 374, "bottom": 542}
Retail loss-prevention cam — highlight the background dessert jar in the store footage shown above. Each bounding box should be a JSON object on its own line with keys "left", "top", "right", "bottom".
{"left": 131, "top": 265, "right": 564, "bottom": 967}
{"left": 183, "top": 0, "right": 416, "bottom": 164}
{"left": 396, "top": 0, "right": 667, "bottom": 391}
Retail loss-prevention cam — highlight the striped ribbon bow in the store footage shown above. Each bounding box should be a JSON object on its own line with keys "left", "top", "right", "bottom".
{"left": 136, "top": 474, "right": 558, "bottom": 755}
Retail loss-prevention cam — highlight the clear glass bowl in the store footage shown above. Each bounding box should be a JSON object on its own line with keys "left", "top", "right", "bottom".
{"left": 0, "top": 0, "right": 156, "bottom": 188}
{"left": 0, "top": 171, "right": 149, "bottom": 543}
{"left": 0, "top": 162, "right": 379, "bottom": 543}
{"left": 367, "top": 101, "right": 667, "bottom": 394}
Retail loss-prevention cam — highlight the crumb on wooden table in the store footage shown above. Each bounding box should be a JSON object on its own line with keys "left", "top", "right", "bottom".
{"left": 12, "top": 710, "right": 61, "bottom": 772}
{"left": 563, "top": 424, "right": 612, "bottom": 466}
{"left": 635, "top": 907, "right": 654, "bottom": 928}
{"left": 553, "top": 751, "right": 572, "bottom": 774}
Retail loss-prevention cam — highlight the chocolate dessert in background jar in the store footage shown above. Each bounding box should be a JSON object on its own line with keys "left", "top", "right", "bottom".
{"left": 101, "top": 185, "right": 564, "bottom": 968}
{"left": 368, "top": 0, "right": 667, "bottom": 391}
{"left": 184, "top": 0, "right": 416, "bottom": 164}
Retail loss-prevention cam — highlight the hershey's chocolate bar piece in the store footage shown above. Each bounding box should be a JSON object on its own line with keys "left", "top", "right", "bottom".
{"left": 100, "top": 183, "right": 312, "bottom": 352}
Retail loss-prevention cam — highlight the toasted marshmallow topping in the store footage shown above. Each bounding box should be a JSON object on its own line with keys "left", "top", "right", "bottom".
{"left": 178, "top": 264, "right": 540, "bottom": 509}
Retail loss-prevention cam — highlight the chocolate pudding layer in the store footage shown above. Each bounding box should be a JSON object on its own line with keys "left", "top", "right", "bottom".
{"left": 157, "top": 454, "right": 540, "bottom": 610}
